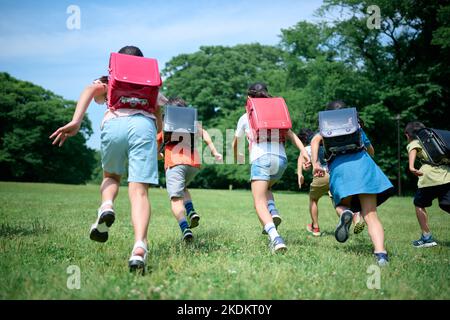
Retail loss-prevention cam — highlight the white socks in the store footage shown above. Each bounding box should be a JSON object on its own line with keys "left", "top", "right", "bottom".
{"left": 264, "top": 223, "right": 280, "bottom": 241}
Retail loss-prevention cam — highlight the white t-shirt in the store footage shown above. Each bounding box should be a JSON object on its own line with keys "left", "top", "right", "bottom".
{"left": 235, "top": 113, "right": 287, "bottom": 163}
{"left": 305, "top": 145, "right": 328, "bottom": 171}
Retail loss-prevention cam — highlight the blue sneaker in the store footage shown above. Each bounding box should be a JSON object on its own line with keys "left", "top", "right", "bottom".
{"left": 374, "top": 252, "right": 389, "bottom": 267}
{"left": 335, "top": 210, "right": 353, "bottom": 243}
{"left": 412, "top": 235, "right": 437, "bottom": 248}
{"left": 269, "top": 236, "right": 287, "bottom": 254}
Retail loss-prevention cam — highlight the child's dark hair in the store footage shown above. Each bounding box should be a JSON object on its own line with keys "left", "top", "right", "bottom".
{"left": 118, "top": 45, "right": 144, "bottom": 57}
{"left": 96, "top": 46, "right": 144, "bottom": 84}
{"left": 326, "top": 100, "right": 347, "bottom": 110}
{"left": 167, "top": 97, "right": 187, "bottom": 107}
{"left": 297, "top": 128, "right": 315, "bottom": 145}
{"left": 326, "top": 99, "right": 365, "bottom": 128}
{"left": 248, "top": 82, "right": 271, "bottom": 98}
{"left": 404, "top": 121, "right": 426, "bottom": 139}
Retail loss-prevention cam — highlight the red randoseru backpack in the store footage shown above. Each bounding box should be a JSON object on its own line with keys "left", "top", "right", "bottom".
{"left": 107, "top": 52, "right": 162, "bottom": 113}
{"left": 246, "top": 97, "right": 292, "bottom": 143}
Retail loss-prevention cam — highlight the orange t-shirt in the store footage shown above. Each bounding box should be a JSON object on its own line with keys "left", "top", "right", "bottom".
{"left": 157, "top": 131, "right": 201, "bottom": 170}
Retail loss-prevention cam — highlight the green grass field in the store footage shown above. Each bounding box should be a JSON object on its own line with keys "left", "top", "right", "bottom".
{"left": 0, "top": 182, "right": 449, "bottom": 300}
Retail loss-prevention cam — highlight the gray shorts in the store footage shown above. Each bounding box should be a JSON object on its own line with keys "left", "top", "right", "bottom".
{"left": 166, "top": 165, "right": 200, "bottom": 199}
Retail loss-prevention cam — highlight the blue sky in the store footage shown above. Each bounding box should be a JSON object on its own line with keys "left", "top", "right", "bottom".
{"left": 0, "top": 0, "right": 323, "bottom": 149}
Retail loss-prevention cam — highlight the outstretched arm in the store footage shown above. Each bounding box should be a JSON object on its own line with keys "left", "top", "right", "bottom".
{"left": 50, "top": 82, "right": 106, "bottom": 147}
{"left": 367, "top": 144, "right": 375, "bottom": 157}
{"left": 202, "top": 128, "right": 223, "bottom": 161}
{"left": 297, "top": 155, "right": 305, "bottom": 188}
{"left": 287, "top": 130, "right": 310, "bottom": 168}
{"left": 311, "top": 134, "right": 326, "bottom": 177}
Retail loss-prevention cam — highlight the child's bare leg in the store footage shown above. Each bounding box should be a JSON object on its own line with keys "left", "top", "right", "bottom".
{"left": 171, "top": 197, "right": 186, "bottom": 222}
{"left": 335, "top": 196, "right": 352, "bottom": 216}
{"left": 415, "top": 206, "right": 431, "bottom": 234}
{"left": 183, "top": 188, "right": 192, "bottom": 202}
{"left": 128, "top": 182, "right": 150, "bottom": 257}
{"left": 252, "top": 180, "right": 273, "bottom": 226}
{"left": 266, "top": 186, "right": 281, "bottom": 226}
{"left": 359, "top": 194, "right": 385, "bottom": 253}
{"left": 100, "top": 172, "right": 121, "bottom": 209}
{"left": 309, "top": 196, "right": 320, "bottom": 228}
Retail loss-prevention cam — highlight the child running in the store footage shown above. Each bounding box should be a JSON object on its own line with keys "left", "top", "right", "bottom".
{"left": 311, "top": 100, "right": 394, "bottom": 266}
{"left": 157, "top": 97, "right": 223, "bottom": 241}
{"left": 405, "top": 121, "right": 450, "bottom": 247}
{"left": 232, "top": 83, "right": 310, "bottom": 253}
{"left": 50, "top": 46, "right": 165, "bottom": 273}
{"left": 297, "top": 129, "right": 365, "bottom": 236}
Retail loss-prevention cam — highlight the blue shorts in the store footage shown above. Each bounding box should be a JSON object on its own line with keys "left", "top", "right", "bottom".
{"left": 251, "top": 154, "right": 288, "bottom": 182}
{"left": 101, "top": 114, "right": 158, "bottom": 185}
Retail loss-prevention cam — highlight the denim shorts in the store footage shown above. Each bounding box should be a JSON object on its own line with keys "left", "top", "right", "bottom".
{"left": 250, "top": 154, "right": 288, "bottom": 182}
{"left": 101, "top": 114, "right": 158, "bottom": 185}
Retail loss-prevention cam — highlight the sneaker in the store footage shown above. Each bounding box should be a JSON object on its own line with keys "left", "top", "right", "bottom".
{"left": 353, "top": 212, "right": 365, "bottom": 235}
{"left": 335, "top": 210, "right": 353, "bottom": 243}
{"left": 374, "top": 252, "right": 389, "bottom": 267}
{"left": 262, "top": 213, "right": 282, "bottom": 235}
{"left": 182, "top": 228, "right": 194, "bottom": 242}
{"left": 269, "top": 236, "right": 287, "bottom": 254}
{"left": 129, "top": 241, "right": 147, "bottom": 274}
{"left": 412, "top": 235, "right": 437, "bottom": 248}
{"left": 306, "top": 223, "right": 321, "bottom": 237}
{"left": 187, "top": 210, "right": 200, "bottom": 229}
{"left": 89, "top": 208, "right": 115, "bottom": 243}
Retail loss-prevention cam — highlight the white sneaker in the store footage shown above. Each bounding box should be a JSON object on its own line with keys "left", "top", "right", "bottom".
{"left": 129, "top": 240, "right": 148, "bottom": 274}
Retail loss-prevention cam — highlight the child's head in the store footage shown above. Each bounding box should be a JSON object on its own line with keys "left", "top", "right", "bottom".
{"left": 118, "top": 45, "right": 144, "bottom": 57}
{"left": 404, "top": 121, "right": 425, "bottom": 141}
{"left": 326, "top": 99, "right": 365, "bottom": 128}
{"left": 326, "top": 100, "right": 347, "bottom": 110}
{"left": 297, "top": 128, "right": 314, "bottom": 145}
{"left": 167, "top": 97, "right": 187, "bottom": 107}
{"left": 97, "top": 46, "right": 144, "bottom": 85}
{"left": 248, "top": 82, "right": 271, "bottom": 98}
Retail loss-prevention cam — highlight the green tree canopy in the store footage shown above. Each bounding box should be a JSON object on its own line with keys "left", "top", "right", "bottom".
{"left": 0, "top": 73, "right": 96, "bottom": 184}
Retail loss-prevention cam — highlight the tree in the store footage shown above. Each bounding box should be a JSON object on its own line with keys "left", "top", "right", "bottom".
{"left": 0, "top": 73, "right": 96, "bottom": 184}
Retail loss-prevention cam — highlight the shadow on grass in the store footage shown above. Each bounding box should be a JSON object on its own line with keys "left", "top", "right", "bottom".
{"left": 0, "top": 221, "right": 50, "bottom": 238}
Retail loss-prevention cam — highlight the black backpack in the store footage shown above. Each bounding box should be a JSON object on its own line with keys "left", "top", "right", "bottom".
{"left": 416, "top": 128, "right": 450, "bottom": 166}
{"left": 319, "top": 107, "right": 364, "bottom": 160}
{"left": 160, "top": 105, "right": 198, "bottom": 153}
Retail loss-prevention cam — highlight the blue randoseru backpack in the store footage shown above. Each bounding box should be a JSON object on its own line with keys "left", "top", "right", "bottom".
{"left": 319, "top": 107, "right": 364, "bottom": 160}
{"left": 161, "top": 105, "right": 198, "bottom": 153}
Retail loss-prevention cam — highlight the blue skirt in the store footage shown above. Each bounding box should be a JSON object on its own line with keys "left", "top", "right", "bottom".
{"left": 329, "top": 151, "right": 394, "bottom": 212}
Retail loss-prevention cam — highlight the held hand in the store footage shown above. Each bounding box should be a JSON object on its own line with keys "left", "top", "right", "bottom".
{"left": 298, "top": 174, "right": 304, "bottom": 189}
{"left": 302, "top": 154, "right": 311, "bottom": 170}
{"left": 313, "top": 163, "right": 326, "bottom": 178}
{"left": 410, "top": 168, "right": 423, "bottom": 177}
{"left": 49, "top": 120, "right": 81, "bottom": 147}
{"left": 214, "top": 152, "right": 223, "bottom": 162}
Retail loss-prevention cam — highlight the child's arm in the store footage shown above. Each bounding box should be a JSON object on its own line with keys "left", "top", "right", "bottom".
{"left": 311, "top": 134, "right": 326, "bottom": 177}
{"left": 287, "top": 130, "right": 311, "bottom": 168}
{"left": 367, "top": 144, "right": 375, "bottom": 157}
{"left": 202, "top": 128, "right": 223, "bottom": 161}
{"left": 232, "top": 136, "right": 245, "bottom": 164}
{"left": 408, "top": 148, "right": 423, "bottom": 177}
{"left": 297, "top": 155, "right": 305, "bottom": 188}
{"left": 49, "top": 82, "right": 106, "bottom": 147}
